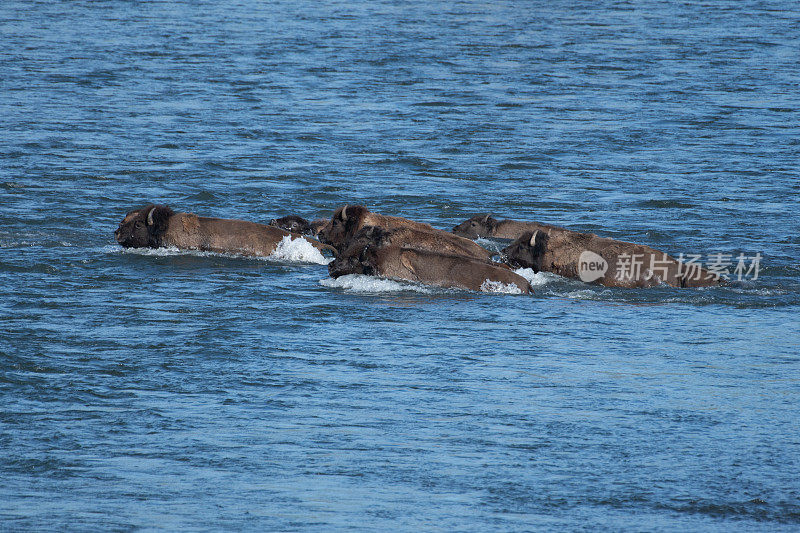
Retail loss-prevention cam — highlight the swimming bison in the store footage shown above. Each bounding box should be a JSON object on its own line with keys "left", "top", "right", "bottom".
{"left": 321, "top": 205, "right": 493, "bottom": 261}
{"left": 115, "top": 204, "right": 336, "bottom": 257}
{"left": 329, "top": 231, "right": 532, "bottom": 294}
{"left": 268, "top": 215, "right": 331, "bottom": 238}
{"left": 453, "top": 214, "right": 563, "bottom": 240}
{"left": 502, "top": 229, "right": 722, "bottom": 288}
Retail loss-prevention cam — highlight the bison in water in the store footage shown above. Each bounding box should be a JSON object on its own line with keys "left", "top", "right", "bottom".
{"left": 343, "top": 224, "right": 495, "bottom": 262}
{"left": 268, "top": 215, "right": 330, "bottom": 238}
{"left": 269, "top": 215, "right": 312, "bottom": 235}
{"left": 320, "top": 205, "right": 437, "bottom": 250}
{"left": 321, "top": 205, "right": 493, "bottom": 261}
{"left": 329, "top": 239, "right": 532, "bottom": 294}
{"left": 453, "top": 214, "right": 564, "bottom": 240}
{"left": 502, "top": 229, "right": 722, "bottom": 288}
{"left": 115, "top": 204, "right": 336, "bottom": 257}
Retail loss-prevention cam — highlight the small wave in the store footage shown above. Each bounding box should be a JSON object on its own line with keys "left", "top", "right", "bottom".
{"left": 499, "top": 162, "right": 537, "bottom": 170}
{"left": 270, "top": 236, "right": 331, "bottom": 265}
{"left": 636, "top": 199, "right": 697, "bottom": 209}
{"left": 564, "top": 288, "right": 606, "bottom": 300}
{"left": 319, "top": 274, "right": 432, "bottom": 294}
{"left": 480, "top": 279, "right": 523, "bottom": 294}
{"left": 184, "top": 190, "right": 218, "bottom": 201}
{"left": 372, "top": 156, "right": 433, "bottom": 169}
{"left": 202, "top": 161, "right": 239, "bottom": 171}
{"left": 514, "top": 268, "right": 562, "bottom": 286}
{"left": 107, "top": 236, "right": 330, "bottom": 265}
{"left": 726, "top": 285, "right": 788, "bottom": 297}
{"left": 410, "top": 101, "right": 454, "bottom": 107}
{"left": 108, "top": 245, "right": 186, "bottom": 257}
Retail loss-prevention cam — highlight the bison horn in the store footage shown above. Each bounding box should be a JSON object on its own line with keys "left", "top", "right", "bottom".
{"left": 529, "top": 230, "right": 538, "bottom": 247}
{"left": 146, "top": 207, "right": 156, "bottom": 226}
{"left": 340, "top": 205, "right": 348, "bottom": 221}
{"left": 483, "top": 214, "right": 490, "bottom": 223}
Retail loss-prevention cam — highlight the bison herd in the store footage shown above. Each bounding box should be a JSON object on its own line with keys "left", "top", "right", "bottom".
{"left": 115, "top": 204, "right": 723, "bottom": 294}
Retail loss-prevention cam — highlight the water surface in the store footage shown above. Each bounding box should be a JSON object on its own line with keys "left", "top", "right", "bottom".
{"left": 2, "top": 0, "right": 799, "bottom": 530}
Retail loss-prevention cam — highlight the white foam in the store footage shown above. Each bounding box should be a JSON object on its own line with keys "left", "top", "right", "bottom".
{"left": 513, "top": 268, "right": 562, "bottom": 286}
{"left": 113, "top": 245, "right": 186, "bottom": 257}
{"left": 564, "top": 289, "right": 598, "bottom": 299}
{"left": 480, "top": 279, "right": 524, "bottom": 294}
{"left": 728, "top": 286, "right": 784, "bottom": 296}
{"left": 319, "top": 274, "right": 432, "bottom": 293}
{"left": 561, "top": 288, "right": 617, "bottom": 300}
{"left": 108, "top": 236, "right": 331, "bottom": 265}
{"left": 269, "top": 236, "right": 331, "bottom": 265}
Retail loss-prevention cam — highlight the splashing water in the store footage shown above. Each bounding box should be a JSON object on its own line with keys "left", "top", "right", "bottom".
{"left": 513, "top": 268, "right": 562, "bottom": 286}
{"left": 109, "top": 236, "right": 330, "bottom": 265}
{"left": 270, "top": 236, "right": 331, "bottom": 265}
{"left": 480, "top": 279, "right": 524, "bottom": 295}
{"left": 319, "top": 274, "right": 432, "bottom": 293}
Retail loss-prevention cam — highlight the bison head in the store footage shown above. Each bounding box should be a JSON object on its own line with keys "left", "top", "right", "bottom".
{"left": 269, "top": 215, "right": 311, "bottom": 235}
{"left": 309, "top": 218, "right": 330, "bottom": 237}
{"left": 327, "top": 240, "right": 377, "bottom": 278}
{"left": 327, "top": 225, "right": 392, "bottom": 278}
{"left": 320, "top": 204, "right": 369, "bottom": 250}
{"left": 501, "top": 230, "right": 548, "bottom": 270}
{"left": 452, "top": 214, "right": 496, "bottom": 239}
{"left": 115, "top": 204, "right": 174, "bottom": 248}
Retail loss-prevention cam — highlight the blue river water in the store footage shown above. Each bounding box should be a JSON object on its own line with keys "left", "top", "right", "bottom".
{"left": 2, "top": 1, "right": 799, "bottom": 530}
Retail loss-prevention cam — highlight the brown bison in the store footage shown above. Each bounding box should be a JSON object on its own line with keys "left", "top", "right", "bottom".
{"left": 269, "top": 215, "right": 312, "bottom": 235}
{"left": 453, "top": 214, "right": 564, "bottom": 240}
{"left": 269, "top": 215, "right": 330, "bottom": 238}
{"left": 115, "top": 204, "right": 336, "bottom": 257}
{"left": 343, "top": 224, "right": 495, "bottom": 262}
{"left": 329, "top": 240, "right": 532, "bottom": 294}
{"left": 321, "top": 205, "right": 493, "bottom": 261}
{"left": 502, "top": 229, "right": 722, "bottom": 288}
{"left": 309, "top": 218, "right": 330, "bottom": 237}
{"left": 320, "top": 205, "right": 437, "bottom": 250}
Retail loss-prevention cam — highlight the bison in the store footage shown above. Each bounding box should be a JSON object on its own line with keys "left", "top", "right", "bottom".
{"left": 269, "top": 215, "right": 312, "bottom": 235}
{"left": 502, "top": 229, "right": 722, "bottom": 288}
{"left": 115, "top": 204, "right": 336, "bottom": 257}
{"left": 320, "top": 205, "right": 437, "bottom": 250}
{"left": 309, "top": 219, "right": 330, "bottom": 237}
{"left": 453, "top": 214, "right": 563, "bottom": 240}
{"left": 342, "top": 224, "right": 495, "bottom": 263}
{"left": 321, "top": 205, "right": 493, "bottom": 262}
{"left": 269, "top": 215, "right": 330, "bottom": 238}
{"left": 329, "top": 240, "right": 532, "bottom": 294}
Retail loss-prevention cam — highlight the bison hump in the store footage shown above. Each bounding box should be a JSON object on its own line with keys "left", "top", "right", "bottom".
{"left": 181, "top": 214, "right": 201, "bottom": 233}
